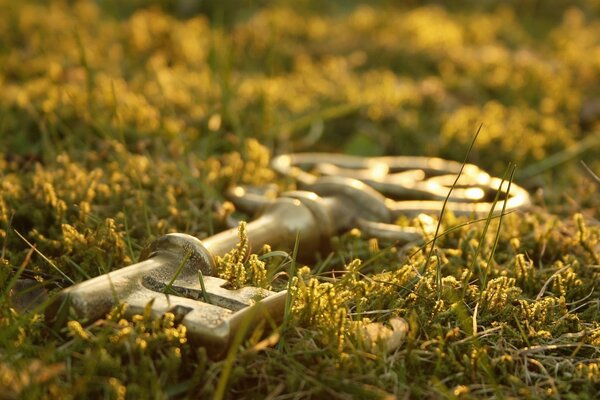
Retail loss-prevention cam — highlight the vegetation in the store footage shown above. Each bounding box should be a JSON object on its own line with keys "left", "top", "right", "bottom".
{"left": 1, "top": 0, "right": 600, "bottom": 398}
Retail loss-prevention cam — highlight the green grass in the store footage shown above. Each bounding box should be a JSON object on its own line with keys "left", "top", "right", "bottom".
{"left": 2, "top": 0, "right": 600, "bottom": 398}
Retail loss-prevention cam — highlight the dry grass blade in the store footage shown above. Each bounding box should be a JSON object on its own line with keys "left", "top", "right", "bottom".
{"left": 581, "top": 160, "right": 600, "bottom": 184}
{"left": 13, "top": 229, "right": 74, "bottom": 285}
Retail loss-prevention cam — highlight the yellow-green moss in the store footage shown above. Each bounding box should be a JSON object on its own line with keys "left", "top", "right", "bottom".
{"left": 1, "top": 0, "right": 600, "bottom": 398}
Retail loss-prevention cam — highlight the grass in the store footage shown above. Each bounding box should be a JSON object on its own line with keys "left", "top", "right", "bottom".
{"left": 1, "top": 0, "right": 600, "bottom": 398}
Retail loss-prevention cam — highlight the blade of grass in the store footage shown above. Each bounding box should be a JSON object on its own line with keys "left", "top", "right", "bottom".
{"left": 407, "top": 210, "right": 516, "bottom": 260}
{"left": 163, "top": 250, "right": 192, "bottom": 294}
{"left": 1, "top": 212, "right": 12, "bottom": 261}
{"left": 273, "top": 103, "right": 363, "bottom": 140}
{"left": 314, "top": 252, "right": 335, "bottom": 275}
{"left": 74, "top": 29, "right": 94, "bottom": 113}
{"left": 482, "top": 164, "right": 516, "bottom": 290}
{"left": 135, "top": 179, "right": 152, "bottom": 238}
{"left": 122, "top": 207, "right": 136, "bottom": 262}
{"left": 276, "top": 231, "right": 300, "bottom": 354}
{"left": 407, "top": 210, "right": 517, "bottom": 260}
{"left": 469, "top": 162, "right": 512, "bottom": 285}
{"left": 213, "top": 305, "right": 260, "bottom": 400}
{"left": 197, "top": 269, "right": 210, "bottom": 304}
{"left": 13, "top": 229, "right": 75, "bottom": 285}
{"left": 64, "top": 257, "right": 91, "bottom": 280}
{"left": 0, "top": 245, "right": 35, "bottom": 301}
{"left": 423, "top": 123, "right": 482, "bottom": 274}
{"left": 258, "top": 250, "right": 292, "bottom": 260}
{"left": 518, "top": 131, "right": 600, "bottom": 179}
{"left": 282, "top": 231, "right": 300, "bottom": 329}
{"left": 580, "top": 160, "right": 600, "bottom": 184}
{"left": 435, "top": 248, "right": 442, "bottom": 300}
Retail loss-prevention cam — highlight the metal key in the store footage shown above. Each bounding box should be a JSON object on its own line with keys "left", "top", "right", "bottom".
{"left": 46, "top": 152, "right": 530, "bottom": 357}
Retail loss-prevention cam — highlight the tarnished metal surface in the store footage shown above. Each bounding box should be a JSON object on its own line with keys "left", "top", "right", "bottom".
{"left": 48, "top": 233, "right": 286, "bottom": 358}
{"left": 46, "top": 152, "right": 531, "bottom": 357}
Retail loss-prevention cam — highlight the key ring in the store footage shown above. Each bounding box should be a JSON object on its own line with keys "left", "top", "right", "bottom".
{"left": 271, "top": 153, "right": 531, "bottom": 217}
{"left": 228, "top": 152, "right": 530, "bottom": 242}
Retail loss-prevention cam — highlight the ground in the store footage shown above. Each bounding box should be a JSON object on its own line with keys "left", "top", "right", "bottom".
{"left": 1, "top": 1, "right": 600, "bottom": 398}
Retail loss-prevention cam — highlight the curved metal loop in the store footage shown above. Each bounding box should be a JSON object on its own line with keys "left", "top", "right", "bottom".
{"left": 226, "top": 185, "right": 278, "bottom": 215}
{"left": 305, "top": 176, "right": 391, "bottom": 223}
{"left": 271, "top": 153, "right": 531, "bottom": 218}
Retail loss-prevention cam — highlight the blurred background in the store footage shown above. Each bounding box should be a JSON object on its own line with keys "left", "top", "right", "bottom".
{"left": 2, "top": 4, "right": 600, "bottom": 397}
{"left": 2, "top": 0, "right": 600, "bottom": 170}
{"left": 2, "top": 0, "right": 600, "bottom": 259}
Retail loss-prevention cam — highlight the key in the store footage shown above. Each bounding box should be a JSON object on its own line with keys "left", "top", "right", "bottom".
{"left": 47, "top": 174, "right": 396, "bottom": 357}
{"left": 46, "top": 152, "right": 530, "bottom": 358}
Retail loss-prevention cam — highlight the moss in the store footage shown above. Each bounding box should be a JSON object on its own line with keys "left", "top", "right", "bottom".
{"left": 1, "top": 0, "right": 600, "bottom": 398}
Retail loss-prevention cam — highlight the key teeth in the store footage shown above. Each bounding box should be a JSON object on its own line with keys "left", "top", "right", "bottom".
{"left": 139, "top": 233, "right": 217, "bottom": 277}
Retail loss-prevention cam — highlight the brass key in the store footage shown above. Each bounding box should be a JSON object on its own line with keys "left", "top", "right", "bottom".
{"left": 47, "top": 152, "right": 530, "bottom": 357}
